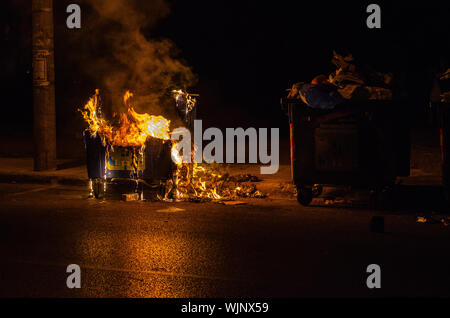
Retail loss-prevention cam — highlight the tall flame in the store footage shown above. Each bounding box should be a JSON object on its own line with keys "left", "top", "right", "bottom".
{"left": 80, "top": 90, "right": 170, "bottom": 147}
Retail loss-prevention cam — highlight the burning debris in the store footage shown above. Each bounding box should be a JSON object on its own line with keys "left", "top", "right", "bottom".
{"left": 80, "top": 90, "right": 265, "bottom": 203}
{"left": 164, "top": 163, "right": 266, "bottom": 202}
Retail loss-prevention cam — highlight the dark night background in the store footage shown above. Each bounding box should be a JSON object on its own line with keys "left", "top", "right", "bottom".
{"left": 1, "top": 0, "right": 449, "bottom": 159}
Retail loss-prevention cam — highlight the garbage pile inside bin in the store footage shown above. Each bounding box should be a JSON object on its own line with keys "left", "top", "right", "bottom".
{"left": 287, "top": 50, "right": 394, "bottom": 109}
{"left": 79, "top": 89, "right": 265, "bottom": 202}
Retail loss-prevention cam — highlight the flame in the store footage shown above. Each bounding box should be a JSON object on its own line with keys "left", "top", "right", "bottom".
{"left": 167, "top": 144, "right": 225, "bottom": 201}
{"left": 79, "top": 96, "right": 111, "bottom": 141}
{"left": 80, "top": 90, "right": 170, "bottom": 147}
{"left": 128, "top": 108, "right": 171, "bottom": 141}
{"left": 172, "top": 89, "right": 197, "bottom": 114}
{"left": 123, "top": 90, "right": 133, "bottom": 106}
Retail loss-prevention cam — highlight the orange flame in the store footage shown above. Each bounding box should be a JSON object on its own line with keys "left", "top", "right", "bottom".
{"left": 80, "top": 90, "right": 170, "bottom": 147}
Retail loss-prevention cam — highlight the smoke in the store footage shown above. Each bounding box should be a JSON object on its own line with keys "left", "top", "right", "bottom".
{"left": 73, "top": 0, "right": 197, "bottom": 121}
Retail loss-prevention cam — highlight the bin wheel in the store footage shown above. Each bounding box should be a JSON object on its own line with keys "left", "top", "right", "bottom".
{"left": 93, "top": 180, "right": 100, "bottom": 199}
{"left": 297, "top": 186, "right": 313, "bottom": 206}
{"left": 93, "top": 179, "right": 104, "bottom": 199}
{"left": 312, "top": 184, "right": 323, "bottom": 197}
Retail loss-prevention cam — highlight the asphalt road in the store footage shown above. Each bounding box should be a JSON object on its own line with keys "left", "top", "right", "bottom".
{"left": 0, "top": 183, "right": 449, "bottom": 298}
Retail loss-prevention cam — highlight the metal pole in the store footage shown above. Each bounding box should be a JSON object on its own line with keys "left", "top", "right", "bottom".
{"left": 32, "top": 0, "right": 56, "bottom": 171}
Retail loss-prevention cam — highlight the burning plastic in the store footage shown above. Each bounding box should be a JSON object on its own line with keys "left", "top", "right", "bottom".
{"left": 172, "top": 89, "right": 197, "bottom": 115}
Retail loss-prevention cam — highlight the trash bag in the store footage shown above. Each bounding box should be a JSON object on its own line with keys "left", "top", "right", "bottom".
{"left": 298, "top": 83, "right": 344, "bottom": 109}
{"left": 329, "top": 50, "right": 393, "bottom": 89}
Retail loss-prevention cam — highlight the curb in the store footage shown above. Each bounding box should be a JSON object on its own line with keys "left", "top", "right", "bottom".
{"left": 0, "top": 173, "right": 88, "bottom": 187}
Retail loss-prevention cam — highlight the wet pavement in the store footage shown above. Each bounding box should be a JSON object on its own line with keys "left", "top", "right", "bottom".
{"left": 0, "top": 183, "right": 449, "bottom": 297}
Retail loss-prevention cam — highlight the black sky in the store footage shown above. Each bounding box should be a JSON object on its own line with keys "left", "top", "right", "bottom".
{"left": 2, "top": 0, "right": 450, "bottom": 151}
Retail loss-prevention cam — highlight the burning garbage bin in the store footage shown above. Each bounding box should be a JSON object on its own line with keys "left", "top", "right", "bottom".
{"left": 80, "top": 89, "right": 179, "bottom": 200}
{"left": 282, "top": 98, "right": 410, "bottom": 206}
{"left": 83, "top": 131, "right": 174, "bottom": 200}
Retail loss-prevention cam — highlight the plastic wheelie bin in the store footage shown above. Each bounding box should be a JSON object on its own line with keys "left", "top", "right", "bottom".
{"left": 83, "top": 132, "right": 174, "bottom": 199}
{"left": 281, "top": 98, "right": 410, "bottom": 206}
